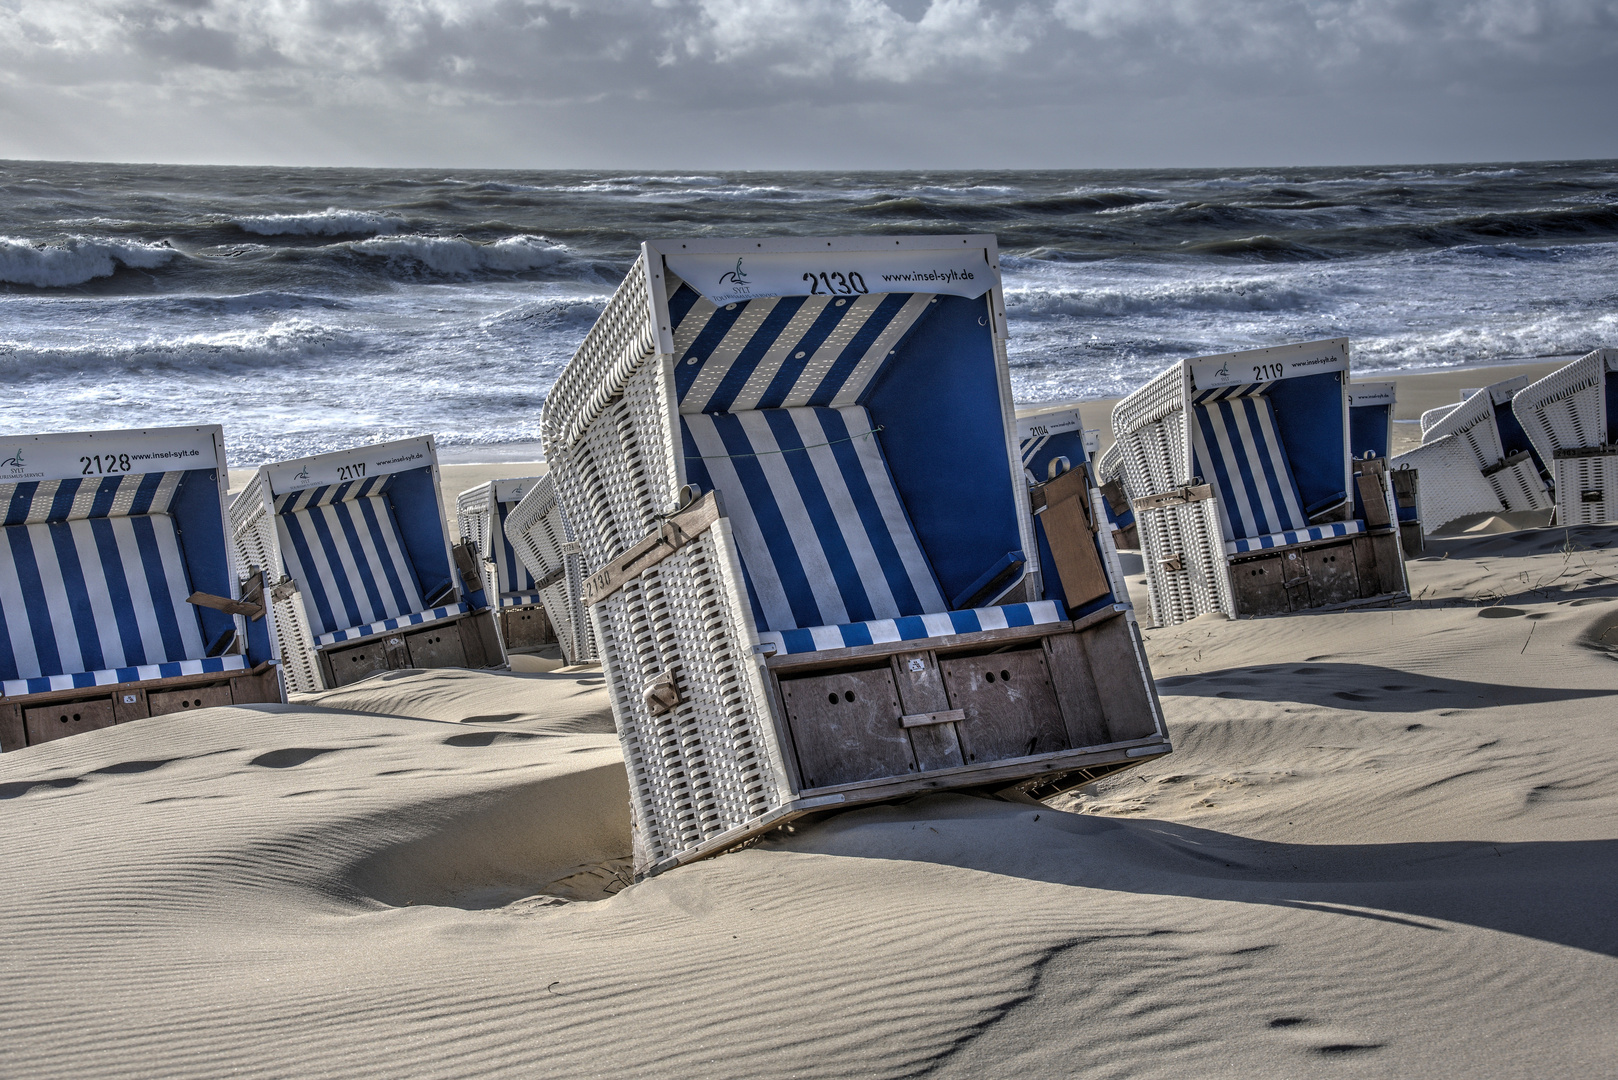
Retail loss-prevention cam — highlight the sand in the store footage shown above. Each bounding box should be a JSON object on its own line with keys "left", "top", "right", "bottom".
{"left": 10, "top": 364, "right": 1614, "bottom": 1077}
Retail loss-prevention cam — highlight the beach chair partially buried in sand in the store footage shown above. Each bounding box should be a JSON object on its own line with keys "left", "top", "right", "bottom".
{"left": 1349, "top": 381, "right": 1422, "bottom": 555}
{"left": 541, "top": 234, "right": 1170, "bottom": 876}
{"left": 1112, "top": 339, "right": 1408, "bottom": 627}
{"left": 230, "top": 436, "right": 502, "bottom": 692}
{"left": 1391, "top": 376, "right": 1552, "bottom": 535}
{"left": 0, "top": 425, "right": 283, "bottom": 751}
{"left": 1512, "top": 348, "right": 1618, "bottom": 526}
{"left": 456, "top": 476, "right": 562, "bottom": 656}
{"left": 502, "top": 474, "right": 598, "bottom": 664}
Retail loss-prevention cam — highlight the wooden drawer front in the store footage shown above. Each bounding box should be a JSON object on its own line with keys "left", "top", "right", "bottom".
{"left": 406, "top": 624, "right": 467, "bottom": 669}
{"left": 149, "top": 684, "right": 234, "bottom": 717}
{"left": 782, "top": 667, "right": 915, "bottom": 789}
{"left": 1230, "top": 554, "right": 1290, "bottom": 616}
{"left": 501, "top": 605, "right": 555, "bottom": 650}
{"left": 1303, "top": 543, "right": 1359, "bottom": 606}
{"left": 939, "top": 648, "right": 1068, "bottom": 765}
{"left": 24, "top": 698, "right": 116, "bottom": 745}
{"left": 329, "top": 639, "right": 393, "bottom": 687}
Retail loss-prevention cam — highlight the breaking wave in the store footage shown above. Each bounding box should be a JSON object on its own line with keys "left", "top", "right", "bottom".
{"left": 1006, "top": 276, "right": 1326, "bottom": 319}
{"left": 0, "top": 236, "right": 178, "bottom": 287}
{"left": 235, "top": 209, "right": 404, "bottom": 237}
{"left": 348, "top": 234, "right": 574, "bottom": 276}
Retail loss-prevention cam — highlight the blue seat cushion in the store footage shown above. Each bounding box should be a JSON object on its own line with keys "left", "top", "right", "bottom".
{"left": 683, "top": 405, "right": 948, "bottom": 633}
{"left": 759, "top": 600, "right": 1067, "bottom": 656}
{"left": 315, "top": 602, "right": 470, "bottom": 647}
{"left": 3, "top": 654, "right": 248, "bottom": 699}
{"left": 1225, "top": 520, "right": 1365, "bottom": 555}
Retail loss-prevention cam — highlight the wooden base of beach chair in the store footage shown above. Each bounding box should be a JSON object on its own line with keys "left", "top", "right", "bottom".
{"left": 0, "top": 662, "right": 282, "bottom": 752}
{"left": 1228, "top": 531, "right": 1405, "bottom": 618}
{"left": 498, "top": 604, "right": 556, "bottom": 652}
{"left": 761, "top": 605, "right": 1163, "bottom": 803}
{"left": 317, "top": 608, "right": 502, "bottom": 689}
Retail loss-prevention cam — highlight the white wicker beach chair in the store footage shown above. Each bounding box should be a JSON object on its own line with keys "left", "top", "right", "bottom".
{"left": 1112, "top": 340, "right": 1407, "bottom": 627}
{"left": 1093, "top": 440, "right": 1139, "bottom": 548}
{"left": 1392, "top": 376, "right": 1552, "bottom": 534}
{"left": 0, "top": 426, "right": 283, "bottom": 750}
{"left": 502, "top": 474, "right": 597, "bottom": 664}
{"left": 541, "top": 235, "right": 1170, "bottom": 876}
{"left": 231, "top": 436, "right": 502, "bottom": 692}
{"left": 457, "top": 477, "right": 560, "bottom": 655}
{"left": 1511, "top": 348, "right": 1618, "bottom": 526}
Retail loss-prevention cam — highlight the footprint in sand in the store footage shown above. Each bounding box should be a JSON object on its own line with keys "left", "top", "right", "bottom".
{"left": 442, "top": 731, "right": 542, "bottom": 748}
{"left": 1478, "top": 607, "right": 1527, "bottom": 619}
{"left": 250, "top": 747, "right": 342, "bottom": 768}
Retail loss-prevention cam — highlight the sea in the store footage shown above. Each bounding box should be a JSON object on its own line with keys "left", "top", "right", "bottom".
{"left": 2, "top": 159, "right": 1615, "bottom": 466}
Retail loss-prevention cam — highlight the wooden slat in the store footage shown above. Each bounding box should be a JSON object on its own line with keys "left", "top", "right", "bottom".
{"left": 1355, "top": 472, "right": 1392, "bottom": 528}
{"left": 186, "top": 591, "right": 265, "bottom": 620}
{"left": 899, "top": 709, "right": 966, "bottom": 728}
{"left": 1132, "top": 484, "right": 1213, "bottom": 512}
{"left": 890, "top": 650, "right": 963, "bottom": 772}
{"left": 583, "top": 492, "right": 721, "bottom": 605}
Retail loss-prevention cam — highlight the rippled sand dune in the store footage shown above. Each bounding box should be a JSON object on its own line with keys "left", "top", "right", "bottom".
{"left": 3, "top": 524, "right": 1616, "bottom": 1078}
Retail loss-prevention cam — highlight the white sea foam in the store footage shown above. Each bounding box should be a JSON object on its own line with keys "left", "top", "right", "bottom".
{"left": 235, "top": 209, "right": 404, "bottom": 237}
{"left": 351, "top": 234, "right": 572, "bottom": 274}
{"left": 0, "top": 236, "right": 177, "bottom": 287}
{"left": 1004, "top": 276, "right": 1324, "bottom": 318}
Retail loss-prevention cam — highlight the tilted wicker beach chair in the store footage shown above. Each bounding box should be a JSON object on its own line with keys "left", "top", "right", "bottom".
{"left": 457, "top": 477, "right": 560, "bottom": 655}
{"left": 0, "top": 426, "right": 282, "bottom": 750}
{"left": 230, "top": 436, "right": 502, "bottom": 692}
{"left": 541, "top": 234, "right": 1170, "bottom": 876}
{"left": 1093, "top": 440, "right": 1139, "bottom": 549}
{"left": 1392, "top": 376, "right": 1552, "bottom": 534}
{"left": 1511, "top": 348, "right": 1618, "bottom": 526}
{"left": 503, "top": 474, "right": 597, "bottom": 664}
{"left": 1112, "top": 340, "right": 1407, "bottom": 627}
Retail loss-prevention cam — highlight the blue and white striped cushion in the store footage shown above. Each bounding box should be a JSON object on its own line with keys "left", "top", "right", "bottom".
{"left": 493, "top": 500, "right": 536, "bottom": 594}
{"left": 3, "top": 654, "right": 248, "bottom": 699}
{"left": 683, "top": 406, "right": 947, "bottom": 633}
{"left": 1226, "top": 520, "right": 1365, "bottom": 555}
{"left": 759, "top": 600, "right": 1067, "bottom": 656}
{"left": 670, "top": 288, "right": 935, "bottom": 414}
{"left": 316, "top": 602, "right": 469, "bottom": 646}
{"left": 498, "top": 591, "right": 544, "bottom": 608}
{"left": 276, "top": 495, "right": 425, "bottom": 638}
{"left": 272, "top": 474, "right": 390, "bottom": 514}
{"left": 1190, "top": 389, "right": 1309, "bottom": 542}
{"left": 0, "top": 515, "right": 205, "bottom": 685}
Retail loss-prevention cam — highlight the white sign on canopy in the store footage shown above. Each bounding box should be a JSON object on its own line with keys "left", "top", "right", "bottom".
{"left": 664, "top": 248, "right": 998, "bottom": 306}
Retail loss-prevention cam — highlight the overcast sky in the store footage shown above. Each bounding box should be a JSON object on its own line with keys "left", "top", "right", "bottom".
{"left": 1, "top": 0, "right": 1615, "bottom": 169}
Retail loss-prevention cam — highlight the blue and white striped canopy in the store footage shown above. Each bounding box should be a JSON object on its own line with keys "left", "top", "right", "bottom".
{"left": 2, "top": 471, "right": 183, "bottom": 526}
{"left": 669, "top": 285, "right": 934, "bottom": 414}
{"left": 273, "top": 473, "right": 391, "bottom": 514}
{"left": 275, "top": 494, "right": 425, "bottom": 638}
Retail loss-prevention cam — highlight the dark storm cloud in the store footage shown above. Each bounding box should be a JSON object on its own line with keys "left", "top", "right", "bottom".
{"left": 0, "top": 0, "right": 1614, "bottom": 165}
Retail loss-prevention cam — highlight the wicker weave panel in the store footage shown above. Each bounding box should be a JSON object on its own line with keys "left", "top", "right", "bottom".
{"left": 504, "top": 474, "right": 598, "bottom": 663}
{"left": 541, "top": 253, "right": 659, "bottom": 456}
{"left": 1552, "top": 453, "right": 1618, "bottom": 526}
{"left": 593, "top": 524, "right": 783, "bottom": 867}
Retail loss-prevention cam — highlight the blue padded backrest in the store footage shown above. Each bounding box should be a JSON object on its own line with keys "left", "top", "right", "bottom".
{"left": 1266, "top": 370, "right": 1348, "bottom": 515}
{"left": 493, "top": 499, "right": 536, "bottom": 594}
{"left": 0, "top": 514, "right": 204, "bottom": 682}
{"left": 1191, "top": 390, "right": 1309, "bottom": 541}
{"left": 683, "top": 406, "right": 946, "bottom": 632}
{"left": 276, "top": 495, "right": 425, "bottom": 637}
{"left": 1349, "top": 403, "right": 1391, "bottom": 460}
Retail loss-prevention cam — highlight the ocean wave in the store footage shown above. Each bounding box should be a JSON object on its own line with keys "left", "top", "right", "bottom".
{"left": 0, "top": 318, "right": 359, "bottom": 375}
{"left": 235, "top": 208, "right": 404, "bottom": 237}
{"left": 0, "top": 235, "right": 179, "bottom": 288}
{"left": 1180, "top": 234, "right": 1337, "bottom": 260}
{"left": 1005, "top": 276, "right": 1324, "bottom": 318}
{"left": 348, "top": 233, "right": 574, "bottom": 275}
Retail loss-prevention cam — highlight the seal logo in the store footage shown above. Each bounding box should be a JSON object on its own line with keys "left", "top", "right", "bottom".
{"left": 717, "top": 257, "right": 748, "bottom": 287}
{"left": 293, "top": 465, "right": 311, "bottom": 483}
{"left": 1, "top": 449, "right": 23, "bottom": 470}
{"left": 1215, "top": 361, "right": 1230, "bottom": 379}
